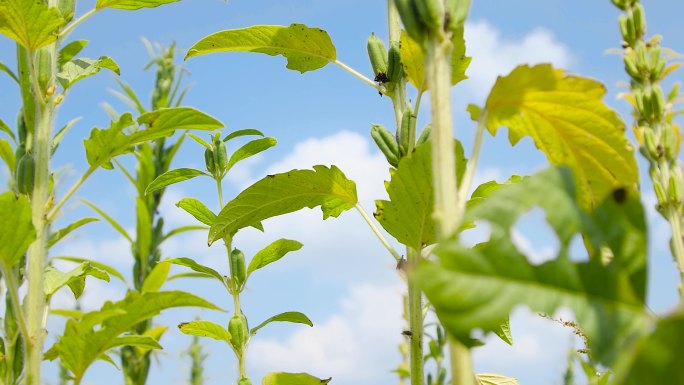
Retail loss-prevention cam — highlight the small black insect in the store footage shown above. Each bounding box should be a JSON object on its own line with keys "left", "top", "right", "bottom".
{"left": 374, "top": 72, "right": 389, "bottom": 84}
{"left": 401, "top": 330, "right": 413, "bottom": 337}
{"left": 613, "top": 187, "right": 628, "bottom": 203}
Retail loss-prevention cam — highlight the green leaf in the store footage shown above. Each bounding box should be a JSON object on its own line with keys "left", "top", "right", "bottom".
{"left": 178, "top": 320, "right": 231, "bottom": 344}
{"left": 58, "top": 39, "right": 88, "bottom": 67}
{"left": 493, "top": 319, "right": 513, "bottom": 346}
{"left": 176, "top": 198, "right": 216, "bottom": 226}
{"left": 0, "top": 192, "right": 35, "bottom": 269}
{"left": 209, "top": 165, "right": 357, "bottom": 244}
{"left": 262, "top": 372, "right": 331, "bottom": 385}
{"left": 0, "top": 0, "right": 66, "bottom": 49}
{"left": 95, "top": 0, "right": 180, "bottom": 10}
{"left": 247, "top": 239, "right": 303, "bottom": 277}
{"left": 141, "top": 261, "right": 171, "bottom": 293}
{"left": 167, "top": 258, "right": 226, "bottom": 288}
{"left": 250, "top": 312, "right": 312, "bottom": 336}
{"left": 0, "top": 119, "right": 16, "bottom": 142}
{"left": 162, "top": 225, "right": 207, "bottom": 241}
{"left": 48, "top": 217, "right": 99, "bottom": 248}
{"left": 82, "top": 199, "right": 132, "bottom": 243}
{"left": 52, "top": 117, "right": 81, "bottom": 155}
{"left": 46, "top": 290, "right": 220, "bottom": 380}
{"left": 0, "top": 61, "right": 18, "bottom": 83}
{"left": 44, "top": 263, "right": 110, "bottom": 299}
{"left": 106, "top": 334, "right": 161, "bottom": 351}
{"left": 468, "top": 175, "right": 525, "bottom": 208}
{"left": 223, "top": 128, "right": 264, "bottom": 142}
{"left": 418, "top": 167, "right": 650, "bottom": 366}
{"left": 84, "top": 108, "right": 222, "bottom": 170}
{"left": 477, "top": 373, "right": 520, "bottom": 385}
{"left": 482, "top": 64, "right": 638, "bottom": 208}
{"left": 57, "top": 56, "right": 120, "bottom": 89}
{"left": 146, "top": 168, "right": 208, "bottom": 195}
{"left": 399, "top": 28, "right": 470, "bottom": 91}
{"left": 374, "top": 142, "right": 466, "bottom": 250}
{"left": 186, "top": 24, "right": 337, "bottom": 74}
{"left": 0, "top": 138, "right": 15, "bottom": 172}
{"left": 54, "top": 256, "right": 126, "bottom": 283}
{"left": 226, "top": 137, "right": 277, "bottom": 172}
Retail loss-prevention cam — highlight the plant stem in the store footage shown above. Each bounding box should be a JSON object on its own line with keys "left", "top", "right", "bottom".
{"left": 59, "top": 8, "right": 99, "bottom": 38}
{"left": 425, "top": 31, "right": 476, "bottom": 385}
{"left": 354, "top": 203, "right": 402, "bottom": 262}
{"left": 47, "top": 166, "right": 96, "bottom": 221}
{"left": 407, "top": 247, "right": 424, "bottom": 385}
{"left": 456, "top": 115, "right": 487, "bottom": 225}
{"left": 333, "top": 60, "right": 387, "bottom": 95}
{"left": 4, "top": 268, "right": 30, "bottom": 345}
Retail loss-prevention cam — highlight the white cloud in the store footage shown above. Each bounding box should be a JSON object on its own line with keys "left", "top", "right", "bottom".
{"left": 247, "top": 283, "right": 404, "bottom": 384}
{"left": 463, "top": 20, "right": 572, "bottom": 100}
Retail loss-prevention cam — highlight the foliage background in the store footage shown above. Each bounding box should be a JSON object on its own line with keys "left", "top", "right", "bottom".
{"left": 0, "top": 1, "right": 683, "bottom": 384}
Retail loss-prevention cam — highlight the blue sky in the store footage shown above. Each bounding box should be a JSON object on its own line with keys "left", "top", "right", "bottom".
{"left": 0, "top": 1, "right": 683, "bottom": 385}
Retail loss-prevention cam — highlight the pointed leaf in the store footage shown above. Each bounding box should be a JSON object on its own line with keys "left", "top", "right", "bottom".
{"left": 226, "top": 137, "right": 277, "bottom": 171}
{"left": 48, "top": 217, "right": 99, "bottom": 248}
{"left": 250, "top": 312, "right": 312, "bottom": 336}
{"left": 223, "top": 128, "right": 264, "bottom": 142}
{"left": 95, "top": 0, "right": 180, "bottom": 10}
{"left": 0, "top": 61, "right": 18, "bottom": 83}
{"left": 54, "top": 256, "right": 126, "bottom": 283}
{"left": 483, "top": 64, "right": 638, "bottom": 208}
{"left": 162, "top": 225, "right": 207, "bottom": 241}
{"left": 141, "top": 261, "right": 171, "bottom": 293}
{"left": 82, "top": 199, "right": 132, "bottom": 243}
{"left": 0, "top": 192, "right": 35, "bottom": 269}
{"left": 0, "top": 0, "right": 66, "bottom": 49}
{"left": 57, "top": 56, "right": 120, "bottom": 89}
{"left": 176, "top": 198, "right": 216, "bottom": 226}
{"left": 146, "top": 168, "right": 208, "bottom": 195}
{"left": 178, "top": 320, "right": 231, "bottom": 344}
{"left": 167, "top": 257, "right": 226, "bottom": 288}
{"left": 0, "top": 138, "right": 15, "bottom": 172}
{"left": 44, "top": 263, "right": 110, "bottom": 299}
{"left": 477, "top": 373, "right": 520, "bottom": 385}
{"left": 58, "top": 40, "right": 88, "bottom": 67}
{"left": 375, "top": 142, "right": 466, "bottom": 250}
{"left": 106, "top": 334, "right": 162, "bottom": 350}
{"left": 52, "top": 117, "right": 81, "bottom": 155}
{"left": 418, "top": 167, "right": 650, "bottom": 366}
{"left": 186, "top": 24, "right": 337, "bottom": 74}
{"left": 247, "top": 239, "right": 302, "bottom": 277}
{"left": 209, "top": 165, "right": 357, "bottom": 244}
{"left": 0, "top": 119, "right": 15, "bottom": 142}
{"left": 262, "top": 372, "right": 331, "bottom": 385}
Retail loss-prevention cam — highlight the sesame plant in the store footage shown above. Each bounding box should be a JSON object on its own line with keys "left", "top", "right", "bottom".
{"left": 0, "top": 1, "right": 223, "bottom": 384}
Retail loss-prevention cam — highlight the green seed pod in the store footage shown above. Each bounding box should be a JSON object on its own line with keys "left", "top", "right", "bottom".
{"left": 371, "top": 124, "right": 400, "bottom": 167}
{"left": 662, "top": 125, "right": 677, "bottom": 160}
{"left": 651, "top": 85, "right": 665, "bottom": 118}
{"left": 416, "top": 124, "right": 432, "bottom": 147}
{"left": 204, "top": 148, "right": 216, "bottom": 174}
{"left": 634, "top": 89, "right": 646, "bottom": 117}
{"left": 673, "top": 168, "right": 684, "bottom": 207}
{"left": 214, "top": 140, "right": 229, "bottom": 175}
{"left": 648, "top": 45, "right": 662, "bottom": 73}
{"left": 618, "top": 14, "right": 634, "bottom": 45}
{"left": 446, "top": 0, "right": 471, "bottom": 31}
{"left": 0, "top": 336, "right": 6, "bottom": 379}
{"left": 631, "top": 3, "right": 645, "bottom": 38}
{"left": 367, "top": 33, "right": 388, "bottom": 80}
{"left": 238, "top": 377, "right": 253, "bottom": 385}
{"left": 414, "top": 0, "right": 444, "bottom": 34}
{"left": 36, "top": 48, "right": 52, "bottom": 95}
{"left": 16, "top": 153, "right": 35, "bottom": 195}
{"left": 228, "top": 314, "right": 249, "bottom": 351}
{"left": 643, "top": 129, "right": 659, "bottom": 159}
{"left": 654, "top": 179, "right": 668, "bottom": 205}
{"left": 230, "top": 248, "right": 246, "bottom": 287}
{"left": 398, "top": 107, "right": 413, "bottom": 156}
{"left": 17, "top": 111, "right": 27, "bottom": 146}
{"left": 387, "top": 42, "right": 403, "bottom": 84}
{"left": 623, "top": 55, "right": 641, "bottom": 80}
{"left": 611, "top": 0, "right": 628, "bottom": 11}
{"left": 653, "top": 57, "right": 667, "bottom": 81}
{"left": 635, "top": 42, "right": 648, "bottom": 72}
{"left": 395, "top": 0, "right": 427, "bottom": 43}
{"left": 669, "top": 173, "right": 680, "bottom": 204}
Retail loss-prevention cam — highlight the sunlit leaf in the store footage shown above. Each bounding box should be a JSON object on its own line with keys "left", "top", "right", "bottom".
{"left": 223, "top": 128, "right": 264, "bottom": 142}
{"left": 44, "top": 262, "right": 109, "bottom": 299}
{"left": 0, "top": 0, "right": 66, "bottom": 49}
{"left": 167, "top": 257, "right": 226, "bottom": 288}
{"left": 226, "top": 137, "right": 276, "bottom": 172}
{"left": 187, "top": 24, "right": 336, "bottom": 74}
{"left": 250, "top": 311, "right": 312, "bottom": 336}
{"left": 95, "top": 0, "right": 180, "bottom": 10}
{"left": 209, "top": 165, "right": 357, "bottom": 244}
{"left": 141, "top": 261, "right": 171, "bottom": 293}
{"left": 57, "top": 56, "right": 120, "bottom": 89}
{"left": 178, "top": 320, "right": 231, "bottom": 344}
{"left": 483, "top": 64, "right": 638, "bottom": 208}
{"left": 106, "top": 334, "right": 161, "bottom": 351}
{"left": 146, "top": 168, "right": 208, "bottom": 195}
{"left": 58, "top": 39, "right": 87, "bottom": 66}
{"left": 262, "top": 372, "right": 331, "bottom": 385}
{"left": 477, "top": 373, "right": 520, "bottom": 385}
{"left": 0, "top": 138, "right": 15, "bottom": 172}
{"left": 54, "top": 256, "right": 126, "bottom": 283}
{"left": 176, "top": 198, "right": 216, "bottom": 226}
{"left": 48, "top": 217, "right": 99, "bottom": 248}
{"left": 247, "top": 239, "right": 302, "bottom": 277}
{"left": 0, "top": 192, "right": 35, "bottom": 269}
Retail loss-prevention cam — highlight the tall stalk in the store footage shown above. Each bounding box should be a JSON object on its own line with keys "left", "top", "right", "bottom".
{"left": 611, "top": 0, "right": 684, "bottom": 292}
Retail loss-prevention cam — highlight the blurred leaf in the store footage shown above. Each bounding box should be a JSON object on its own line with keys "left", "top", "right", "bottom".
{"left": 223, "top": 128, "right": 264, "bottom": 142}
{"left": 57, "top": 56, "right": 120, "bottom": 89}
{"left": 141, "top": 261, "right": 171, "bottom": 293}
{"left": 178, "top": 320, "right": 231, "bottom": 344}
{"left": 0, "top": 0, "right": 66, "bottom": 49}
{"left": 209, "top": 165, "right": 357, "bottom": 244}
{"left": 250, "top": 312, "right": 312, "bottom": 336}
{"left": 0, "top": 119, "right": 15, "bottom": 142}
{"left": 477, "top": 373, "right": 520, "bottom": 385}
{"left": 44, "top": 262, "right": 109, "bottom": 299}
{"left": 106, "top": 335, "right": 161, "bottom": 351}
{"left": 0, "top": 192, "right": 35, "bottom": 269}
{"left": 0, "top": 138, "right": 15, "bottom": 172}
{"left": 48, "top": 217, "right": 99, "bottom": 248}
{"left": 146, "top": 168, "right": 207, "bottom": 195}
{"left": 187, "top": 24, "right": 336, "bottom": 74}
{"left": 483, "top": 64, "right": 638, "bottom": 208}
{"left": 82, "top": 199, "right": 132, "bottom": 243}
{"left": 247, "top": 239, "right": 302, "bottom": 277}
{"left": 262, "top": 372, "right": 331, "bottom": 385}
{"left": 54, "top": 256, "right": 126, "bottom": 283}
{"left": 95, "top": 0, "right": 180, "bottom": 10}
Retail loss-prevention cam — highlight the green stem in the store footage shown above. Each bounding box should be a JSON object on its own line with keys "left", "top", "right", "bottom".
{"left": 355, "top": 203, "right": 403, "bottom": 262}
{"left": 47, "top": 165, "right": 96, "bottom": 221}
{"left": 4, "top": 268, "right": 30, "bottom": 345}
{"left": 59, "top": 8, "right": 99, "bottom": 38}
{"left": 425, "top": 33, "right": 476, "bottom": 385}
{"left": 333, "top": 59, "right": 387, "bottom": 95}
{"left": 455, "top": 115, "right": 487, "bottom": 226}
{"left": 407, "top": 247, "right": 424, "bottom": 385}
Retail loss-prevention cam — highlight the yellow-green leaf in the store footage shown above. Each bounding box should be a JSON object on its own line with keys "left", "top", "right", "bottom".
{"left": 483, "top": 64, "right": 638, "bottom": 208}
{"left": 262, "top": 372, "right": 331, "bottom": 385}
{"left": 0, "top": 192, "right": 35, "bottom": 269}
{"left": 95, "top": 0, "right": 179, "bottom": 10}
{"left": 178, "top": 320, "right": 231, "bottom": 345}
{"left": 0, "top": 0, "right": 65, "bottom": 49}
{"left": 186, "top": 24, "right": 336, "bottom": 74}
